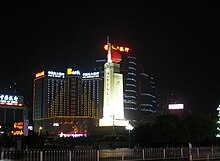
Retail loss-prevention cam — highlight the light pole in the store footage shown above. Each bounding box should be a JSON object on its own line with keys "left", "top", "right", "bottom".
{"left": 125, "top": 124, "right": 134, "bottom": 148}
{"left": 38, "top": 126, "right": 42, "bottom": 135}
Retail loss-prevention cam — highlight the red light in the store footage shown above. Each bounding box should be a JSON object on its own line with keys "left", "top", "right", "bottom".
{"left": 103, "top": 44, "right": 129, "bottom": 53}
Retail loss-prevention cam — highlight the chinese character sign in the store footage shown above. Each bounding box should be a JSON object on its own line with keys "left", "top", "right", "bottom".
{"left": 0, "top": 94, "right": 24, "bottom": 107}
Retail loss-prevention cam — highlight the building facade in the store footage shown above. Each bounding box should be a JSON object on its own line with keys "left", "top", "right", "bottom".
{"left": 120, "top": 56, "right": 139, "bottom": 122}
{"left": 33, "top": 70, "right": 66, "bottom": 134}
{"left": 0, "top": 93, "right": 29, "bottom": 136}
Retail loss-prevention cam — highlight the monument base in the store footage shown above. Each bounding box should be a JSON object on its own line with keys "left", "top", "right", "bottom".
{"left": 99, "top": 117, "right": 129, "bottom": 127}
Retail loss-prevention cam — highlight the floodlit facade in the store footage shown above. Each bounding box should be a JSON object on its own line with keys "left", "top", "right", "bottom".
{"left": 33, "top": 70, "right": 66, "bottom": 134}
{"left": 33, "top": 69, "right": 102, "bottom": 136}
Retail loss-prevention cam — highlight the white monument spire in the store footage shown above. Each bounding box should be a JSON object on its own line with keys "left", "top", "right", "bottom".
{"left": 99, "top": 37, "right": 129, "bottom": 127}
{"left": 107, "top": 36, "right": 112, "bottom": 63}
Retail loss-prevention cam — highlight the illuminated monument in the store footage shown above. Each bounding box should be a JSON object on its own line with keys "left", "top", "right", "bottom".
{"left": 99, "top": 38, "right": 129, "bottom": 127}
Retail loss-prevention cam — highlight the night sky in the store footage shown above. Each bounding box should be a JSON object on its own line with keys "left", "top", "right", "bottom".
{"left": 1, "top": 1, "right": 219, "bottom": 113}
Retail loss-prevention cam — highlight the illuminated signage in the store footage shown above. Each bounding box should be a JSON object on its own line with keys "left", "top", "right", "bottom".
{"left": 168, "top": 104, "right": 184, "bottom": 110}
{"left": 53, "top": 123, "right": 59, "bottom": 127}
{"left": 11, "top": 122, "right": 23, "bottom": 136}
{"left": 72, "top": 70, "right": 80, "bottom": 75}
{"left": 82, "top": 72, "right": 99, "bottom": 78}
{"left": 67, "top": 68, "right": 81, "bottom": 76}
{"left": 104, "top": 44, "right": 130, "bottom": 52}
{"left": 28, "top": 126, "right": 33, "bottom": 130}
{"left": 35, "top": 71, "right": 45, "bottom": 78}
{"left": 0, "top": 94, "right": 23, "bottom": 107}
{"left": 59, "top": 132, "right": 87, "bottom": 138}
{"left": 48, "top": 71, "right": 65, "bottom": 78}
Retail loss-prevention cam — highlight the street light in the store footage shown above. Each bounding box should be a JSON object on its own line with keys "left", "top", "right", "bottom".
{"left": 125, "top": 124, "right": 134, "bottom": 148}
{"left": 38, "top": 126, "right": 42, "bottom": 135}
{"left": 53, "top": 122, "right": 59, "bottom": 136}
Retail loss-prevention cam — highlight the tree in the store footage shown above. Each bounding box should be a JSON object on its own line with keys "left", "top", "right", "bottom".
{"left": 184, "top": 112, "right": 217, "bottom": 145}
{"left": 153, "top": 114, "right": 189, "bottom": 146}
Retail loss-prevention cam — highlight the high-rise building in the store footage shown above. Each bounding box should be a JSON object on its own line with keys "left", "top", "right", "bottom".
{"left": 33, "top": 69, "right": 103, "bottom": 135}
{"left": 121, "top": 56, "right": 139, "bottom": 122}
{"left": 139, "top": 71, "right": 158, "bottom": 124}
{"left": 33, "top": 70, "right": 66, "bottom": 134}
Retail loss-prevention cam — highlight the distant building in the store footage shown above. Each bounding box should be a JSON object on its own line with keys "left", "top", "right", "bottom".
{"left": 139, "top": 71, "right": 157, "bottom": 124}
{"left": 120, "top": 56, "right": 139, "bottom": 122}
{"left": 0, "top": 93, "right": 26, "bottom": 124}
{"left": 0, "top": 93, "right": 28, "bottom": 136}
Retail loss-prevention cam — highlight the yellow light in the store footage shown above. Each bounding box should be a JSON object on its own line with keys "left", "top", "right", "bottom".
{"left": 104, "top": 45, "right": 108, "bottom": 51}
{"left": 125, "top": 47, "right": 129, "bottom": 52}
{"left": 119, "top": 47, "right": 124, "bottom": 52}
{"left": 67, "top": 68, "right": 72, "bottom": 75}
{"left": 112, "top": 45, "right": 117, "bottom": 50}
{"left": 35, "top": 71, "right": 45, "bottom": 78}
{"left": 14, "top": 122, "right": 23, "bottom": 129}
{"left": 11, "top": 130, "right": 23, "bottom": 135}
{"left": 103, "top": 44, "right": 130, "bottom": 52}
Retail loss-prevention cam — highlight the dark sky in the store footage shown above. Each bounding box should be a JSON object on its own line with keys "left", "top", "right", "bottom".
{"left": 0, "top": 1, "right": 219, "bottom": 113}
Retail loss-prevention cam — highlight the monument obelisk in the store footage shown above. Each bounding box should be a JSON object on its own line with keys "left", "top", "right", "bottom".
{"left": 99, "top": 37, "right": 129, "bottom": 127}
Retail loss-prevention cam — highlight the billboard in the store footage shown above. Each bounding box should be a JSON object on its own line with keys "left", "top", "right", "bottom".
{"left": 82, "top": 72, "right": 99, "bottom": 78}
{"left": 35, "top": 70, "right": 65, "bottom": 79}
{"left": 168, "top": 104, "right": 184, "bottom": 110}
{"left": 67, "top": 68, "right": 81, "bottom": 76}
{"left": 0, "top": 94, "right": 24, "bottom": 107}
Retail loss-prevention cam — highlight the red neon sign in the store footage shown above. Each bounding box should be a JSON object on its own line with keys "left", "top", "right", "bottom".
{"left": 104, "top": 44, "right": 130, "bottom": 53}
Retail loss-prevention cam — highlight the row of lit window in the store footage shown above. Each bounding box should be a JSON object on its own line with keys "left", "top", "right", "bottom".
{"left": 128, "top": 61, "right": 136, "bottom": 65}
{"left": 126, "top": 83, "right": 137, "bottom": 87}
{"left": 125, "top": 90, "right": 136, "bottom": 93}
{"left": 124, "top": 95, "right": 137, "bottom": 99}
{"left": 124, "top": 107, "right": 138, "bottom": 110}
{"left": 124, "top": 100, "right": 137, "bottom": 104}
{"left": 141, "top": 93, "right": 156, "bottom": 98}
{"left": 126, "top": 78, "right": 136, "bottom": 82}
{"left": 128, "top": 72, "right": 137, "bottom": 76}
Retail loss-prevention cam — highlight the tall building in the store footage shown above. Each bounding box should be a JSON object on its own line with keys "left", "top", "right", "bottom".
{"left": 121, "top": 56, "right": 139, "bottom": 122}
{"left": 33, "top": 70, "right": 66, "bottom": 134}
{"left": 33, "top": 69, "right": 103, "bottom": 135}
{"left": 139, "top": 70, "right": 158, "bottom": 124}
